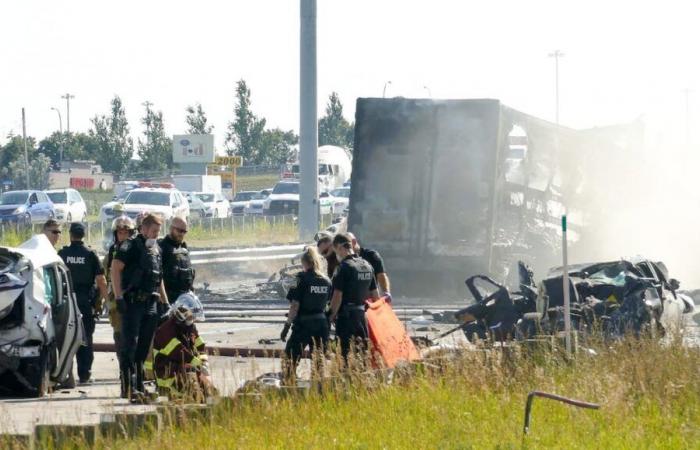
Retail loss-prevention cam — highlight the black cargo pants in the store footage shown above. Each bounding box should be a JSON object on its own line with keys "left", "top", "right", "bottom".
{"left": 120, "top": 295, "right": 159, "bottom": 372}
{"left": 335, "top": 306, "right": 369, "bottom": 361}
{"left": 76, "top": 298, "right": 96, "bottom": 382}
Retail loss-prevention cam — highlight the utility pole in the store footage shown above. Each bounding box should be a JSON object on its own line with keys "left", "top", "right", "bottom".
{"left": 21, "top": 108, "right": 30, "bottom": 189}
{"left": 383, "top": 80, "right": 392, "bottom": 98}
{"left": 299, "top": 0, "right": 318, "bottom": 240}
{"left": 51, "top": 107, "right": 64, "bottom": 167}
{"left": 683, "top": 88, "right": 692, "bottom": 146}
{"left": 61, "top": 93, "right": 75, "bottom": 133}
{"left": 548, "top": 50, "right": 564, "bottom": 124}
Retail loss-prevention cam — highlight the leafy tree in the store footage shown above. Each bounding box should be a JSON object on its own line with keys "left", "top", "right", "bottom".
{"left": 90, "top": 96, "right": 134, "bottom": 174}
{"left": 38, "top": 132, "right": 100, "bottom": 168}
{"left": 0, "top": 133, "right": 34, "bottom": 173}
{"left": 259, "top": 128, "right": 298, "bottom": 165}
{"left": 6, "top": 153, "right": 51, "bottom": 190}
{"left": 137, "top": 103, "right": 173, "bottom": 172}
{"left": 185, "top": 103, "right": 213, "bottom": 134}
{"left": 225, "top": 80, "right": 266, "bottom": 161}
{"left": 318, "top": 92, "right": 354, "bottom": 150}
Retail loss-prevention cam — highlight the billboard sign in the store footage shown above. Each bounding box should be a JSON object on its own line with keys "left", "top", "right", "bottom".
{"left": 172, "top": 134, "right": 215, "bottom": 163}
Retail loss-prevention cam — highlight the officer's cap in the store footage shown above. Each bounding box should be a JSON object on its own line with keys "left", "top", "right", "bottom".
{"left": 69, "top": 222, "right": 85, "bottom": 238}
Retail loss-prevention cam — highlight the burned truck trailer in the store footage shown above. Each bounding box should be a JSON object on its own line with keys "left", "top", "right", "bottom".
{"left": 348, "top": 98, "right": 613, "bottom": 299}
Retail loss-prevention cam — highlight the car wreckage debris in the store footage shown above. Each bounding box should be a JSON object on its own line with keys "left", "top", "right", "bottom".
{"left": 456, "top": 259, "right": 692, "bottom": 343}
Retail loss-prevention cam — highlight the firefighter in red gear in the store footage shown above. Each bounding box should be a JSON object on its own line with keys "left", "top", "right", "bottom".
{"left": 151, "top": 293, "right": 214, "bottom": 400}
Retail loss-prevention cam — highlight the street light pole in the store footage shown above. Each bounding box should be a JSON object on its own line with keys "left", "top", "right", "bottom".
{"left": 548, "top": 50, "right": 564, "bottom": 125}
{"left": 51, "top": 107, "right": 64, "bottom": 167}
{"left": 61, "top": 93, "right": 75, "bottom": 133}
{"left": 299, "top": 0, "right": 319, "bottom": 240}
{"left": 21, "top": 108, "right": 30, "bottom": 189}
{"left": 423, "top": 85, "right": 432, "bottom": 98}
{"left": 383, "top": 81, "right": 392, "bottom": 98}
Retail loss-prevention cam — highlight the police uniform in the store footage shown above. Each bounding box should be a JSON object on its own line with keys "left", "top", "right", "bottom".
{"left": 358, "top": 247, "right": 386, "bottom": 280}
{"left": 58, "top": 239, "right": 104, "bottom": 382}
{"left": 159, "top": 235, "right": 195, "bottom": 306}
{"left": 332, "top": 255, "right": 377, "bottom": 359}
{"left": 284, "top": 269, "right": 332, "bottom": 365}
{"left": 115, "top": 234, "right": 163, "bottom": 394}
{"left": 104, "top": 242, "right": 123, "bottom": 357}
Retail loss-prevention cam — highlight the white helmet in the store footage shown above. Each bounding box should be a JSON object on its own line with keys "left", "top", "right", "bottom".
{"left": 112, "top": 215, "right": 135, "bottom": 232}
{"left": 170, "top": 292, "right": 205, "bottom": 325}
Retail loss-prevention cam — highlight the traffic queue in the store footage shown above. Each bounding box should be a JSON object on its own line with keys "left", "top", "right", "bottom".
{"left": 39, "top": 211, "right": 391, "bottom": 403}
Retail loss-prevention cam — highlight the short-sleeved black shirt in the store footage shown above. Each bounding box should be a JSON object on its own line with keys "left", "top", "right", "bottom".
{"left": 114, "top": 235, "right": 141, "bottom": 267}
{"left": 332, "top": 254, "right": 377, "bottom": 307}
{"left": 58, "top": 241, "right": 104, "bottom": 301}
{"left": 359, "top": 247, "right": 385, "bottom": 275}
{"left": 286, "top": 269, "right": 332, "bottom": 315}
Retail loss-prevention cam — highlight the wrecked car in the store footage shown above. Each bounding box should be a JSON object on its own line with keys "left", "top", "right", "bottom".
{"left": 0, "top": 235, "right": 84, "bottom": 397}
{"left": 456, "top": 259, "right": 693, "bottom": 342}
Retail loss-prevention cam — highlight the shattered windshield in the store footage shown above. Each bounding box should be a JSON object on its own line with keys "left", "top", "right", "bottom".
{"left": 0, "top": 192, "right": 29, "bottom": 205}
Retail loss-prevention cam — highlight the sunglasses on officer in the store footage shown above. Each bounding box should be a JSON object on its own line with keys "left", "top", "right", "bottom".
{"left": 49, "top": 229, "right": 62, "bottom": 235}
{"left": 173, "top": 226, "right": 188, "bottom": 234}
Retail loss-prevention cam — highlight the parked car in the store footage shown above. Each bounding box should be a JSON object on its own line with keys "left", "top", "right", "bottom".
{"left": 244, "top": 191, "right": 268, "bottom": 215}
{"left": 230, "top": 191, "right": 259, "bottom": 215}
{"left": 263, "top": 181, "right": 300, "bottom": 216}
{"left": 193, "top": 192, "right": 231, "bottom": 218}
{"left": 121, "top": 188, "right": 189, "bottom": 221}
{"left": 184, "top": 192, "right": 208, "bottom": 219}
{"left": 327, "top": 186, "right": 350, "bottom": 218}
{"left": 0, "top": 190, "right": 55, "bottom": 224}
{"left": 45, "top": 189, "right": 87, "bottom": 223}
{"left": 0, "top": 235, "right": 84, "bottom": 397}
{"left": 98, "top": 190, "right": 131, "bottom": 222}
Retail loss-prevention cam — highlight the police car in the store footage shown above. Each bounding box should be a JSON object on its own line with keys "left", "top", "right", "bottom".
{"left": 121, "top": 188, "right": 190, "bottom": 221}
{"left": 0, "top": 235, "right": 84, "bottom": 397}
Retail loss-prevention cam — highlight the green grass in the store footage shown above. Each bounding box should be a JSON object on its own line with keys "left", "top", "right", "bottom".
{"left": 236, "top": 173, "right": 280, "bottom": 192}
{"left": 7, "top": 337, "right": 697, "bottom": 449}
{"left": 0, "top": 216, "right": 303, "bottom": 250}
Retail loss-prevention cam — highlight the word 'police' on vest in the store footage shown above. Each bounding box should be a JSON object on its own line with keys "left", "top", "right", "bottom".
{"left": 358, "top": 272, "right": 372, "bottom": 281}
{"left": 310, "top": 286, "right": 329, "bottom": 294}
{"left": 66, "top": 256, "right": 86, "bottom": 264}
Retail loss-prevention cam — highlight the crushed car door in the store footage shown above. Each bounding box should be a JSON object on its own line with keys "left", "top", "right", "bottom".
{"left": 49, "top": 264, "right": 84, "bottom": 382}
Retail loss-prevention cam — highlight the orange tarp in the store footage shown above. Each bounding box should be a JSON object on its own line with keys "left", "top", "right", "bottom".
{"left": 366, "top": 297, "right": 421, "bottom": 368}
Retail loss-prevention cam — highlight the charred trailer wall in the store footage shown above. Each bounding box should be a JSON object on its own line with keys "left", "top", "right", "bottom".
{"left": 349, "top": 98, "right": 506, "bottom": 298}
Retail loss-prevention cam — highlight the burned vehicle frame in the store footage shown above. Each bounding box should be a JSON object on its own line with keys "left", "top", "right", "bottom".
{"left": 455, "top": 259, "right": 691, "bottom": 342}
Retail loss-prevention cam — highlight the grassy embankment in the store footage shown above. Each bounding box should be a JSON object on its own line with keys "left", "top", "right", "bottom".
{"left": 8, "top": 336, "right": 699, "bottom": 449}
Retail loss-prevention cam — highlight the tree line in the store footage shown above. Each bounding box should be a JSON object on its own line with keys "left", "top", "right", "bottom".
{"left": 0, "top": 80, "right": 354, "bottom": 189}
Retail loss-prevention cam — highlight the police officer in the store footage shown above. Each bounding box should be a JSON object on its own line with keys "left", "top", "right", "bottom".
{"left": 159, "top": 217, "right": 195, "bottom": 314}
{"left": 103, "top": 215, "right": 136, "bottom": 386}
{"left": 281, "top": 246, "right": 332, "bottom": 380}
{"left": 348, "top": 232, "right": 392, "bottom": 302}
{"left": 111, "top": 213, "right": 169, "bottom": 400}
{"left": 43, "top": 219, "right": 62, "bottom": 248}
{"left": 316, "top": 232, "right": 339, "bottom": 278}
{"left": 58, "top": 223, "right": 108, "bottom": 384}
{"left": 328, "top": 232, "right": 380, "bottom": 362}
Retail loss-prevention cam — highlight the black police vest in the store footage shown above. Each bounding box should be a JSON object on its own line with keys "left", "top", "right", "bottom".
{"left": 160, "top": 237, "right": 194, "bottom": 295}
{"left": 124, "top": 236, "right": 163, "bottom": 295}
{"left": 297, "top": 270, "right": 332, "bottom": 315}
{"left": 339, "top": 256, "right": 375, "bottom": 307}
{"left": 59, "top": 242, "right": 97, "bottom": 297}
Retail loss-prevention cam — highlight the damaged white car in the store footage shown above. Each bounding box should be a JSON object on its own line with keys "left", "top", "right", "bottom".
{"left": 0, "top": 235, "right": 84, "bottom": 397}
